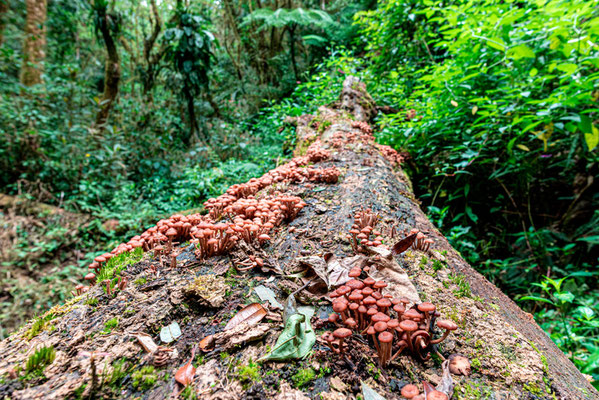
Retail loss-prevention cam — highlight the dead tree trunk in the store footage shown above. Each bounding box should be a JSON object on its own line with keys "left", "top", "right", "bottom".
{"left": 0, "top": 77, "right": 595, "bottom": 400}
{"left": 20, "top": 0, "right": 47, "bottom": 86}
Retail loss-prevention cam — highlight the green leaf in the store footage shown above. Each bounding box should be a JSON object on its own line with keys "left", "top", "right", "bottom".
{"left": 486, "top": 37, "right": 506, "bottom": 51}
{"left": 554, "top": 292, "right": 575, "bottom": 304}
{"left": 260, "top": 311, "right": 315, "bottom": 361}
{"left": 584, "top": 125, "right": 599, "bottom": 151}
{"left": 519, "top": 296, "right": 555, "bottom": 306}
{"left": 556, "top": 63, "right": 578, "bottom": 75}
{"left": 507, "top": 44, "right": 535, "bottom": 60}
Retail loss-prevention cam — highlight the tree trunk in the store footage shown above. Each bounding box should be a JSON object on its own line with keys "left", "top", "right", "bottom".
{"left": 0, "top": 77, "right": 595, "bottom": 400}
{"left": 20, "top": 0, "right": 47, "bottom": 86}
{"left": 94, "top": 4, "right": 120, "bottom": 128}
{"left": 0, "top": 0, "right": 8, "bottom": 46}
{"left": 288, "top": 24, "right": 299, "bottom": 82}
{"left": 183, "top": 82, "right": 198, "bottom": 144}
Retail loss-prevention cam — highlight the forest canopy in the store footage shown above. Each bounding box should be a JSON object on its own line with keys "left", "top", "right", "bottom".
{"left": 0, "top": 0, "right": 598, "bottom": 389}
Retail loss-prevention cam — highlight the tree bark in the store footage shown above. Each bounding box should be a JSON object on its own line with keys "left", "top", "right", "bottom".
{"left": 0, "top": 77, "right": 595, "bottom": 400}
{"left": 94, "top": 3, "right": 120, "bottom": 128}
{"left": 20, "top": 0, "right": 47, "bottom": 86}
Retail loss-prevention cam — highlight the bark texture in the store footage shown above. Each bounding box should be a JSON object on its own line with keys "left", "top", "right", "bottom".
{"left": 0, "top": 78, "right": 596, "bottom": 400}
{"left": 20, "top": 0, "right": 47, "bottom": 86}
{"left": 0, "top": 0, "right": 8, "bottom": 46}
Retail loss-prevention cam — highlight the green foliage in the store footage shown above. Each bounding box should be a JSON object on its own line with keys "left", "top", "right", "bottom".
{"left": 237, "top": 359, "right": 261, "bottom": 388}
{"left": 131, "top": 365, "right": 157, "bottom": 391}
{"left": 24, "top": 346, "right": 56, "bottom": 379}
{"left": 349, "top": 0, "right": 599, "bottom": 384}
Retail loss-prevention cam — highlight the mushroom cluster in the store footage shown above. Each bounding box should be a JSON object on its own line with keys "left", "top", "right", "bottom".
{"left": 351, "top": 120, "right": 373, "bottom": 135}
{"left": 379, "top": 144, "right": 405, "bottom": 167}
{"left": 401, "top": 383, "right": 448, "bottom": 400}
{"left": 408, "top": 228, "right": 434, "bottom": 252}
{"left": 348, "top": 208, "right": 385, "bottom": 253}
{"left": 305, "top": 140, "right": 331, "bottom": 162}
{"left": 321, "top": 266, "right": 457, "bottom": 367}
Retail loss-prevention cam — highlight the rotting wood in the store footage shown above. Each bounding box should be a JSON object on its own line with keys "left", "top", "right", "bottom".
{"left": 0, "top": 77, "right": 596, "bottom": 400}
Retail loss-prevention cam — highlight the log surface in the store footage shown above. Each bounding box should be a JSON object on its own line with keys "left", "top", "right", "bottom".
{"left": 0, "top": 78, "right": 596, "bottom": 400}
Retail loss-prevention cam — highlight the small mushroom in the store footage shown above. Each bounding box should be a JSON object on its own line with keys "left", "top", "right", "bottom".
{"left": 400, "top": 384, "right": 420, "bottom": 399}
{"left": 448, "top": 354, "right": 471, "bottom": 376}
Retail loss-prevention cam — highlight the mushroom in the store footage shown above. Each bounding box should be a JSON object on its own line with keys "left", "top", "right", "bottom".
{"left": 430, "top": 319, "right": 457, "bottom": 344}
{"left": 378, "top": 331, "right": 393, "bottom": 366}
{"left": 399, "top": 319, "right": 418, "bottom": 353}
{"left": 448, "top": 354, "right": 471, "bottom": 376}
{"left": 400, "top": 384, "right": 420, "bottom": 399}
{"left": 332, "top": 328, "right": 352, "bottom": 355}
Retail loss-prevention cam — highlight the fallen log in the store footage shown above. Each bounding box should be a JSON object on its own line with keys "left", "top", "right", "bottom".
{"left": 0, "top": 77, "right": 595, "bottom": 400}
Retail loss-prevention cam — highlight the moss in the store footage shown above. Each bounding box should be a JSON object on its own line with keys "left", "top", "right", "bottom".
{"left": 131, "top": 366, "right": 157, "bottom": 390}
{"left": 291, "top": 367, "right": 316, "bottom": 388}
{"left": 454, "top": 381, "right": 493, "bottom": 399}
{"left": 470, "top": 357, "right": 481, "bottom": 370}
{"left": 84, "top": 297, "right": 98, "bottom": 306}
{"left": 237, "top": 359, "right": 261, "bottom": 388}
{"left": 96, "top": 247, "right": 143, "bottom": 283}
{"left": 133, "top": 277, "right": 147, "bottom": 286}
{"left": 23, "top": 346, "right": 56, "bottom": 380}
{"left": 103, "top": 317, "right": 119, "bottom": 333}
{"left": 180, "top": 385, "right": 198, "bottom": 400}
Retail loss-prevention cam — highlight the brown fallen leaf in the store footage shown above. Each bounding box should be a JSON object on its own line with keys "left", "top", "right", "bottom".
{"left": 391, "top": 233, "right": 417, "bottom": 255}
{"left": 199, "top": 335, "right": 215, "bottom": 352}
{"left": 224, "top": 303, "right": 267, "bottom": 331}
{"left": 175, "top": 346, "right": 197, "bottom": 386}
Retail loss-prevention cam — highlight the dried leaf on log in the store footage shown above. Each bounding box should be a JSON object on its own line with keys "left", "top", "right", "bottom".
{"left": 254, "top": 285, "right": 283, "bottom": 310}
{"left": 131, "top": 332, "right": 158, "bottom": 353}
{"left": 391, "top": 233, "right": 417, "bottom": 255}
{"left": 175, "top": 346, "right": 196, "bottom": 386}
{"left": 224, "top": 303, "right": 267, "bottom": 331}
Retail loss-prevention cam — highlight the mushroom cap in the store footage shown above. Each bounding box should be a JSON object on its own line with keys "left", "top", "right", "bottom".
{"left": 366, "top": 326, "right": 376, "bottom": 335}
{"left": 393, "top": 303, "right": 406, "bottom": 314}
{"left": 362, "top": 287, "right": 374, "bottom": 296}
{"left": 348, "top": 292, "right": 363, "bottom": 302}
{"left": 426, "top": 391, "right": 448, "bottom": 400}
{"left": 84, "top": 273, "right": 96, "bottom": 280}
{"left": 258, "top": 234, "right": 270, "bottom": 241}
{"left": 374, "top": 321, "right": 388, "bottom": 332}
{"left": 328, "top": 313, "right": 339, "bottom": 323}
{"left": 372, "top": 312, "right": 390, "bottom": 323}
{"left": 348, "top": 268, "right": 361, "bottom": 277}
{"left": 332, "top": 327, "right": 352, "bottom": 339}
{"left": 437, "top": 319, "right": 458, "bottom": 331}
{"left": 344, "top": 318, "right": 357, "bottom": 328}
{"left": 399, "top": 320, "right": 418, "bottom": 332}
{"left": 378, "top": 331, "right": 393, "bottom": 343}
{"left": 418, "top": 302, "right": 436, "bottom": 313}
{"left": 387, "top": 319, "right": 399, "bottom": 329}
{"left": 400, "top": 383, "right": 420, "bottom": 399}
{"left": 332, "top": 302, "right": 348, "bottom": 313}
{"left": 363, "top": 296, "right": 376, "bottom": 306}
{"left": 448, "top": 354, "right": 472, "bottom": 376}
{"left": 166, "top": 227, "right": 178, "bottom": 237}
{"left": 349, "top": 302, "right": 359, "bottom": 311}
{"left": 363, "top": 277, "right": 376, "bottom": 286}
{"left": 337, "top": 286, "right": 351, "bottom": 295}
{"left": 377, "top": 298, "right": 392, "bottom": 308}
{"left": 346, "top": 279, "right": 365, "bottom": 290}
{"left": 404, "top": 309, "right": 422, "bottom": 320}
{"left": 373, "top": 280, "right": 387, "bottom": 289}
{"left": 94, "top": 256, "right": 106, "bottom": 263}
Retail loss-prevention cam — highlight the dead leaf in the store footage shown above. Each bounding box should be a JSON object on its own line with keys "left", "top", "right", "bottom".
{"left": 326, "top": 255, "right": 365, "bottom": 287}
{"left": 131, "top": 332, "right": 158, "bottom": 353}
{"left": 254, "top": 285, "right": 283, "bottom": 309}
{"left": 199, "top": 335, "right": 215, "bottom": 352}
{"left": 276, "top": 381, "right": 310, "bottom": 400}
{"left": 214, "top": 323, "right": 272, "bottom": 351}
{"left": 298, "top": 256, "right": 329, "bottom": 289}
{"left": 391, "top": 233, "right": 417, "bottom": 255}
{"left": 175, "top": 347, "right": 196, "bottom": 386}
{"left": 224, "top": 303, "right": 267, "bottom": 331}
{"left": 184, "top": 275, "right": 228, "bottom": 308}
{"left": 368, "top": 258, "right": 421, "bottom": 304}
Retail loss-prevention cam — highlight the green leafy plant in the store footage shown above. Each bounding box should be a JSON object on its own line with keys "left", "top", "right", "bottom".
{"left": 131, "top": 365, "right": 157, "bottom": 391}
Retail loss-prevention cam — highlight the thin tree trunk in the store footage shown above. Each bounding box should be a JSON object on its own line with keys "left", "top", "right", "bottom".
{"left": 183, "top": 83, "right": 197, "bottom": 144}
{"left": 94, "top": 4, "right": 121, "bottom": 128}
{"left": 288, "top": 25, "right": 298, "bottom": 82}
{"left": 20, "top": 0, "right": 47, "bottom": 86}
{"left": 0, "top": 0, "right": 8, "bottom": 46}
